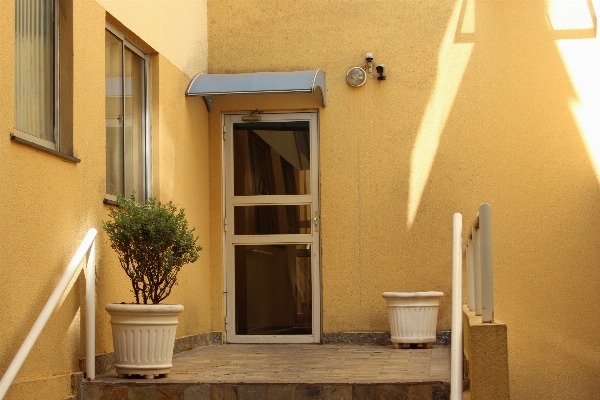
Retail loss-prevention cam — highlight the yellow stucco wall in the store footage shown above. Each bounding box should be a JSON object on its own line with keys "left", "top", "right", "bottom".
{"left": 0, "top": 0, "right": 210, "bottom": 398}
{"left": 207, "top": 0, "right": 600, "bottom": 398}
{"left": 95, "top": 0, "right": 208, "bottom": 78}
{"left": 463, "top": 307, "right": 510, "bottom": 400}
{"left": 2, "top": 0, "right": 600, "bottom": 398}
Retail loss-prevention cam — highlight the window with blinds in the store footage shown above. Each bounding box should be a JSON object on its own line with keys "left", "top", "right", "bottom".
{"left": 14, "top": 0, "right": 57, "bottom": 148}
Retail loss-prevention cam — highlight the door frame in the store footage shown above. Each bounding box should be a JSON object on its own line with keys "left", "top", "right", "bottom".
{"left": 222, "top": 111, "right": 321, "bottom": 343}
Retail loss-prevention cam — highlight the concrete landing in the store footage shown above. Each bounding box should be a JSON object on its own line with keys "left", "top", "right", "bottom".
{"left": 83, "top": 344, "right": 451, "bottom": 399}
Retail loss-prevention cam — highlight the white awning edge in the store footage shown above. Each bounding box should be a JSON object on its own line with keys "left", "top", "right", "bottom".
{"left": 185, "top": 69, "right": 326, "bottom": 111}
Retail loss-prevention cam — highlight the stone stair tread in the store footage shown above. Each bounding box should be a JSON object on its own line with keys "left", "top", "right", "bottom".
{"left": 84, "top": 344, "right": 451, "bottom": 399}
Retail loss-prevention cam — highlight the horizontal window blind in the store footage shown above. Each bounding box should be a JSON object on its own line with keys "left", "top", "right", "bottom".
{"left": 15, "top": 0, "right": 55, "bottom": 143}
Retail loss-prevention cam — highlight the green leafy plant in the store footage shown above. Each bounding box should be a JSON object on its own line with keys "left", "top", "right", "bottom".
{"left": 102, "top": 193, "right": 202, "bottom": 304}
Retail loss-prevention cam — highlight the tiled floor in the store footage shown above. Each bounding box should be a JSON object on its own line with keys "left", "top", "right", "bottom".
{"left": 84, "top": 344, "right": 451, "bottom": 399}
{"left": 165, "top": 344, "right": 450, "bottom": 384}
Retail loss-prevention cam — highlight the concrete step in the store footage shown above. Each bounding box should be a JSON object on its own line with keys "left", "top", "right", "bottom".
{"left": 83, "top": 344, "right": 451, "bottom": 400}
{"left": 84, "top": 381, "right": 450, "bottom": 399}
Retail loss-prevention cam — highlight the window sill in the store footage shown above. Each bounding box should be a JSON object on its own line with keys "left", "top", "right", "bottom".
{"left": 103, "top": 197, "right": 119, "bottom": 206}
{"left": 11, "top": 134, "right": 81, "bottom": 163}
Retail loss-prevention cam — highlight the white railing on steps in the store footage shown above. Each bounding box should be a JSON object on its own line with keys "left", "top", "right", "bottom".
{"left": 451, "top": 213, "right": 463, "bottom": 400}
{"left": 451, "top": 203, "right": 494, "bottom": 399}
{"left": 0, "top": 228, "right": 97, "bottom": 400}
{"left": 467, "top": 203, "right": 494, "bottom": 323}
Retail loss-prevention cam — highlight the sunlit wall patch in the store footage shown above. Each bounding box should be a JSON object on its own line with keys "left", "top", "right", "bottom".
{"left": 407, "top": 0, "right": 474, "bottom": 228}
{"left": 547, "top": 0, "right": 596, "bottom": 32}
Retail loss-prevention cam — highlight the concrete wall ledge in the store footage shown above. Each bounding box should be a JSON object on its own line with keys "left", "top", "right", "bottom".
{"left": 323, "top": 331, "right": 451, "bottom": 346}
{"left": 80, "top": 331, "right": 222, "bottom": 376}
{"left": 2, "top": 371, "right": 82, "bottom": 400}
{"left": 463, "top": 306, "right": 510, "bottom": 399}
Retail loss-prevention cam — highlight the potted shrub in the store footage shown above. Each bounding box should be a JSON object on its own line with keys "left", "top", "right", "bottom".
{"left": 103, "top": 193, "right": 202, "bottom": 379}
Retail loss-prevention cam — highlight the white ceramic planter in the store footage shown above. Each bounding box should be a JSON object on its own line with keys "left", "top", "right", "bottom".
{"left": 382, "top": 292, "right": 443, "bottom": 349}
{"left": 105, "top": 303, "right": 184, "bottom": 379}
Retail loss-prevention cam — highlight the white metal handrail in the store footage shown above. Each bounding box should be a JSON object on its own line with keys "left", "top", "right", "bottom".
{"left": 451, "top": 213, "right": 463, "bottom": 400}
{"left": 467, "top": 203, "right": 494, "bottom": 323}
{"left": 0, "top": 228, "right": 97, "bottom": 399}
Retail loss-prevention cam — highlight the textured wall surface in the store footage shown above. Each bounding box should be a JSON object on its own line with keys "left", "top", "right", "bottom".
{"left": 463, "top": 308, "right": 510, "bottom": 400}
{"left": 150, "top": 54, "right": 212, "bottom": 338}
{"left": 0, "top": 1, "right": 210, "bottom": 399}
{"left": 2, "top": 0, "right": 600, "bottom": 399}
{"left": 95, "top": 0, "right": 208, "bottom": 78}
{"left": 206, "top": 0, "right": 600, "bottom": 398}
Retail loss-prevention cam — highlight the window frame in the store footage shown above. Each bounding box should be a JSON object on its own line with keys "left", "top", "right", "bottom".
{"left": 104, "top": 22, "right": 152, "bottom": 203}
{"left": 13, "top": 0, "right": 60, "bottom": 151}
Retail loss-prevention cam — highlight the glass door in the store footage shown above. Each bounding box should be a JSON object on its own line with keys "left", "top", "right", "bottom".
{"left": 224, "top": 112, "right": 320, "bottom": 343}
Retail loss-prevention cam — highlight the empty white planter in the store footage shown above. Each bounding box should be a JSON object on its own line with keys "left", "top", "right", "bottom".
{"left": 105, "top": 303, "right": 184, "bottom": 379}
{"left": 382, "top": 292, "right": 443, "bottom": 349}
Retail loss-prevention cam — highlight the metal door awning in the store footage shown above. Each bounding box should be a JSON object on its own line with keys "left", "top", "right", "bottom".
{"left": 185, "top": 69, "right": 326, "bottom": 111}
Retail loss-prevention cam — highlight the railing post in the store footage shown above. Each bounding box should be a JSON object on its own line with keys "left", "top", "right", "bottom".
{"left": 479, "top": 203, "right": 494, "bottom": 323}
{"left": 472, "top": 225, "right": 482, "bottom": 316}
{"left": 467, "top": 237, "right": 474, "bottom": 311}
{"left": 451, "top": 213, "right": 463, "bottom": 400}
{"left": 86, "top": 238, "right": 96, "bottom": 380}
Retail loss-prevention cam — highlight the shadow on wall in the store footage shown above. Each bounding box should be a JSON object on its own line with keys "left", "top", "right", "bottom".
{"left": 0, "top": 264, "right": 86, "bottom": 383}
{"left": 206, "top": 1, "right": 600, "bottom": 397}
{"left": 205, "top": 0, "right": 463, "bottom": 333}
{"left": 411, "top": 0, "right": 600, "bottom": 398}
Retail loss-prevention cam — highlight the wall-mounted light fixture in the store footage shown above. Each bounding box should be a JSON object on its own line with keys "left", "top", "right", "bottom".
{"left": 346, "top": 52, "right": 386, "bottom": 87}
{"left": 376, "top": 64, "right": 386, "bottom": 80}
{"left": 366, "top": 52, "right": 374, "bottom": 72}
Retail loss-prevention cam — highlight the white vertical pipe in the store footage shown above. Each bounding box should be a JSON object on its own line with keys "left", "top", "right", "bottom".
{"left": 451, "top": 214, "right": 463, "bottom": 400}
{"left": 467, "top": 237, "right": 474, "bottom": 311}
{"left": 473, "top": 225, "right": 482, "bottom": 316}
{"left": 479, "top": 203, "right": 494, "bottom": 323}
{"left": 86, "top": 239, "right": 96, "bottom": 380}
{"left": 0, "top": 229, "right": 97, "bottom": 399}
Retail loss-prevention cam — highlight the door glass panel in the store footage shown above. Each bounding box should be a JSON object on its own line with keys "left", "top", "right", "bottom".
{"left": 235, "top": 244, "right": 312, "bottom": 335}
{"left": 234, "top": 205, "right": 311, "bottom": 235}
{"left": 233, "top": 122, "right": 310, "bottom": 196}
